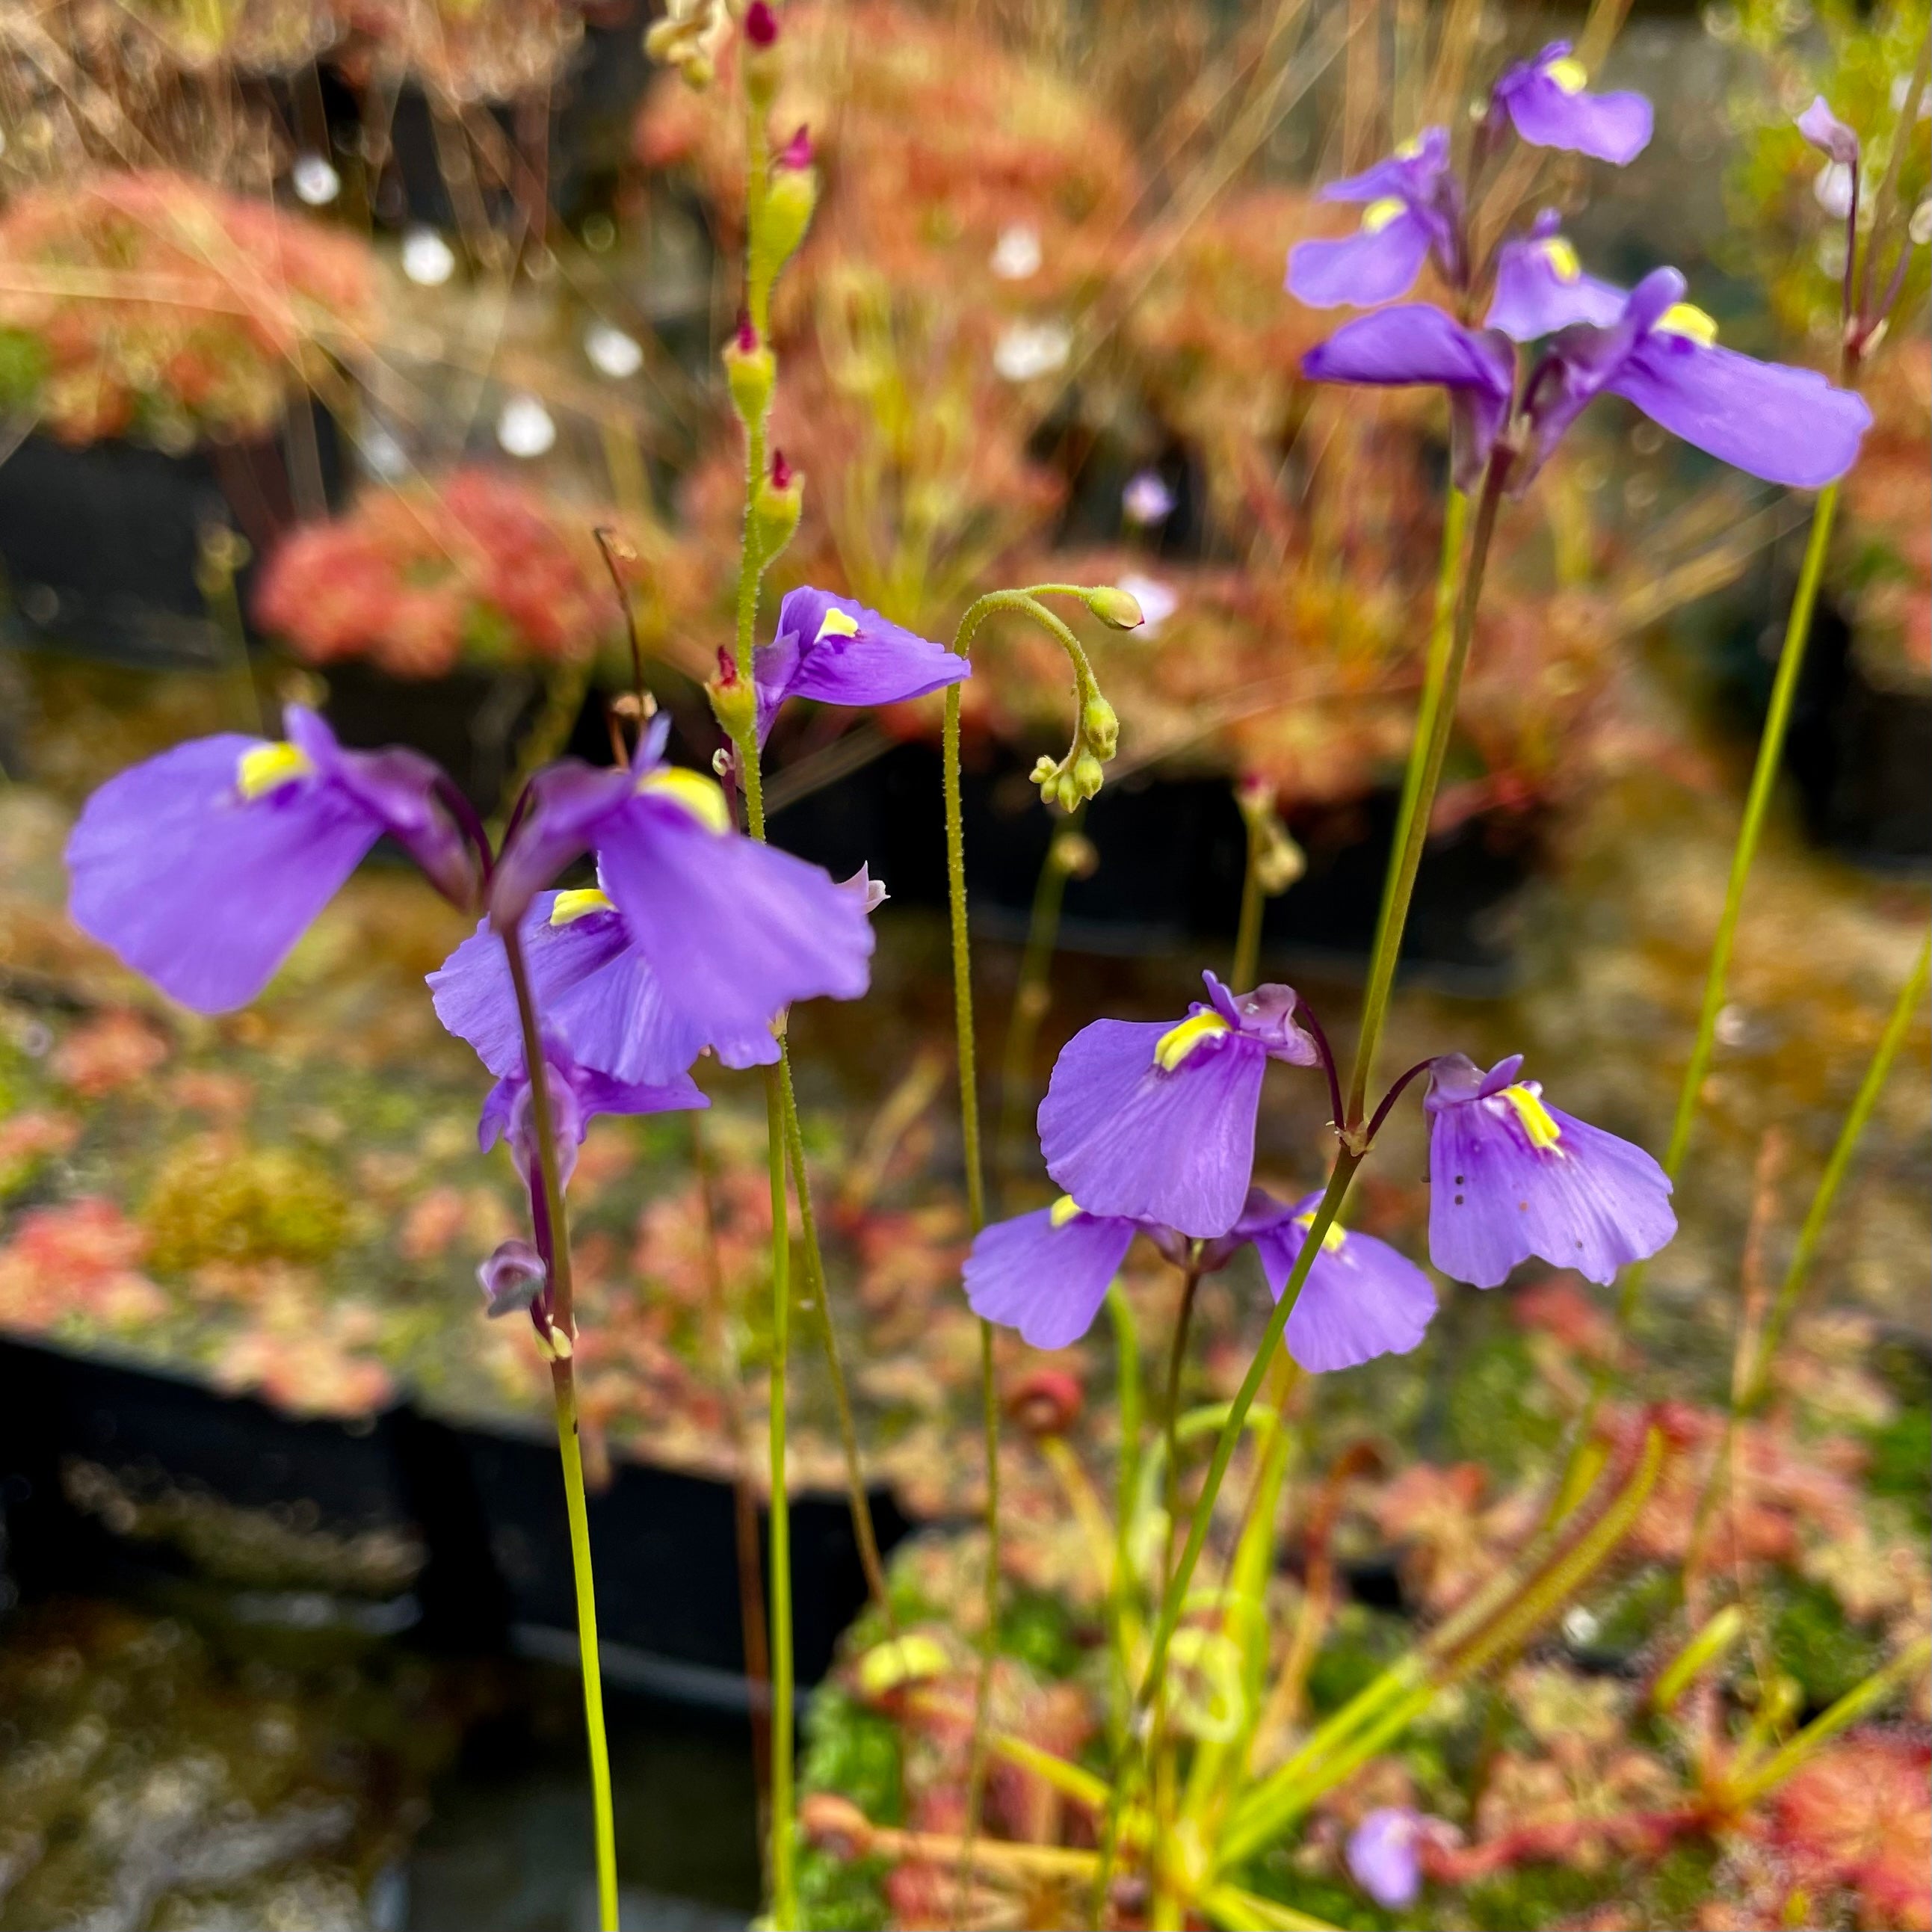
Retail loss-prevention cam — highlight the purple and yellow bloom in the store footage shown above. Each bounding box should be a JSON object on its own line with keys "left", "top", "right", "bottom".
{"left": 1037, "top": 973, "right": 1321, "bottom": 1238}
{"left": 964, "top": 1185, "right": 1435, "bottom": 1370}
{"left": 1490, "top": 43, "right": 1652, "bottom": 164}
{"left": 1424, "top": 1052, "right": 1676, "bottom": 1288}
{"left": 66, "top": 703, "right": 476, "bottom": 1014}
{"left": 483, "top": 717, "right": 874, "bottom": 1051}
{"left": 1485, "top": 212, "right": 1626, "bottom": 340}
{"left": 1286, "top": 126, "right": 1462, "bottom": 308}
{"left": 1303, "top": 266, "right": 1872, "bottom": 490}
{"left": 752, "top": 587, "right": 966, "bottom": 747}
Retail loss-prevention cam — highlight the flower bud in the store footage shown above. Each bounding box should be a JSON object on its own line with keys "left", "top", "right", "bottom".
{"left": 1084, "top": 584, "right": 1145, "bottom": 630}
{"left": 723, "top": 315, "right": 774, "bottom": 427}
{"left": 749, "top": 447, "right": 803, "bottom": 563}
{"left": 753, "top": 129, "right": 818, "bottom": 288}
{"left": 742, "top": 0, "right": 780, "bottom": 106}
{"left": 707, "top": 646, "right": 759, "bottom": 741}
{"left": 1073, "top": 750, "right": 1105, "bottom": 799}
{"left": 1081, "top": 691, "right": 1119, "bottom": 760}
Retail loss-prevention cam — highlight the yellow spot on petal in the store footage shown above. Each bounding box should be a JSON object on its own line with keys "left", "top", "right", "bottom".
{"left": 1153, "top": 1011, "right": 1231, "bottom": 1072}
{"left": 235, "top": 741, "right": 315, "bottom": 799}
{"left": 1654, "top": 302, "right": 1718, "bottom": 346}
{"left": 814, "top": 606, "right": 860, "bottom": 644}
{"left": 1395, "top": 135, "right": 1423, "bottom": 158}
{"left": 637, "top": 765, "right": 732, "bottom": 833}
{"left": 1545, "top": 55, "right": 1588, "bottom": 93}
{"left": 1500, "top": 1081, "right": 1564, "bottom": 1152}
{"left": 1541, "top": 236, "right": 1581, "bottom": 283}
{"left": 1293, "top": 1212, "right": 1348, "bottom": 1254}
{"left": 1049, "top": 1194, "right": 1084, "bottom": 1228}
{"left": 1361, "top": 196, "right": 1407, "bottom": 235}
{"left": 549, "top": 888, "right": 614, "bottom": 925}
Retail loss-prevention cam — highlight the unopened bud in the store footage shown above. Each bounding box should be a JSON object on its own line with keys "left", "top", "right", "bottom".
{"left": 1073, "top": 750, "right": 1105, "bottom": 799}
{"left": 1084, "top": 584, "right": 1144, "bottom": 630}
{"left": 708, "top": 647, "right": 759, "bottom": 739}
{"left": 749, "top": 448, "right": 803, "bottom": 562}
{"left": 742, "top": 0, "right": 780, "bottom": 105}
{"left": 755, "top": 133, "right": 818, "bottom": 284}
{"left": 1049, "top": 829, "right": 1099, "bottom": 879}
{"left": 1081, "top": 692, "right": 1119, "bottom": 760}
{"left": 723, "top": 315, "right": 775, "bottom": 427}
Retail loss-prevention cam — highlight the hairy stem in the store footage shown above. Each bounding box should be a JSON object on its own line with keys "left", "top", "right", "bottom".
{"left": 762, "top": 1063, "right": 798, "bottom": 1926}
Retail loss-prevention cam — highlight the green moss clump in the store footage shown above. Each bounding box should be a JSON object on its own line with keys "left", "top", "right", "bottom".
{"left": 797, "top": 1685, "right": 898, "bottom": 1931}
{"left": 0, "top": 328, "right": 46, "bottom": 412}
{"left": 999, "top": 1587, "right": 1081, "bottom": 1679}
{"left": 1303, "top": 1602, "right": 1413, "bottom": 1718}
{"left": 1768, "top": 1574, "right": 1883, "bottom": 1711}
{"left": 142, "top": 1136, "right": 350, "bottom": 1271}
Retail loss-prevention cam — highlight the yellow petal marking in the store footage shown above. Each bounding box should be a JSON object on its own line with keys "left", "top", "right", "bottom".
{"left": 1293, "top": 1211, "right": 1348, "bottom": 1254}
{"left": 636, "top": 765, "right": 732, "bottom": 834}
{"left": 1540, "top": 236, "right": 1582, "bottom": 283}
{"left": 1500, "top": 1081, "right": 1564, "bottom": 1152}
{"left": 814, "top": 607, "right": 860, "bottom": 644}
{"left": 1395, "top": 135, "right": 1423, "bottom": 159}
{"left": 549, "top": 888, "right": 614, "bottom": 925}
{"left": 1361, "top": 196, "right": 1408, "bottom": 235}
{"left": 1654, "top": 302, "right": 1718, "bottom": 347}
{"left": 1153, "top": 1010, "right": 1232, "bottom": 1072}
{"left": 1545, "top": 55, "right": 1589, "bottom": 93}
{"left": 1049, "top": 1194, "right": 1084, "bottom": 1229}
{"left": 235, "top": 741, "right": 315, "bottom": 799}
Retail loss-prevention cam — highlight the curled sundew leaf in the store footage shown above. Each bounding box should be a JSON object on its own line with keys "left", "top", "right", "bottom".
{"left": 1164, "top": 1626, "right": 1249, "bottom": 1744}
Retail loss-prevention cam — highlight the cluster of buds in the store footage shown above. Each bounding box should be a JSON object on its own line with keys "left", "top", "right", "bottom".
{"left": 1031, "top": 684, "right": 1119, "bottom": 812}
{"left": 642, "top": 0, "right": 728, "bottom": 88}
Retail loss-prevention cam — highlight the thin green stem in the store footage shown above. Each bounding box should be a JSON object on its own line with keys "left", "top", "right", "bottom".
{"left": 778, "top": 1058, "right": 896, "bottom": 1621}
{"left": 552, "top": 1363, "right": 620, "bottom": 1931}
{"left": 501, "top": 925, "right": 614, "bottom": 1928}
{"left": 1161, "top": 1264, "right": 1205, "bottom": 1592}
{"left": 762, "top": 1063, "right": 798, "bottom": 1928}
{"left": 1345, "top": 484, "right": 1468, "bottom": 1126}
{"left": 1231, "top": 814, "right": 1267, "bottom": 995}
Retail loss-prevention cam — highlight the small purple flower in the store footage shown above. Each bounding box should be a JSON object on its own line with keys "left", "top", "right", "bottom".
{"left": 752, "top": 587, "right": 967, "bottom": 747}
{"left": 1796, "top": 95, "right": 1859, "bottom": 167}
{"left": 1037, "top": 974, "right": 1320, "bottom": 1239}
{"left": 1485, "top": 212, "right": 1626, "bottom": 340}
{"left": 1303, "top": 268, "right": 1872, "bottom": 490}
{"left": 1121, "top": 469, "right": 1176, "bottom": 526}
{"left": 963, "top": 1184, "right": 1434, "bottom": 1369}
{"left": 1424, "top": 1052, "right": 1676, "bottom": 1288}
{"left": 480, "top": 1031, "right": 706, "bottom": 1200}
{"left": 485, "top": 718, "right": 875, "bottom": 1051}
{"left": 1286, "top": 126, "right": 1462, "bottom": 308}
{"left": 478, "top": 1238, "right": 547, "bottom": 1318}
{"left": 1300, "top": 304, "right": 1516, "bottom": 488}
{"left": 1490, "top": 43, "right": 1652, "bottom": 164}
{"left": 66, "top": 704, "right": 475, "bottom": 1014}
{"left": 1347, "top": 1806, "right": 1425, "bottom": 1908}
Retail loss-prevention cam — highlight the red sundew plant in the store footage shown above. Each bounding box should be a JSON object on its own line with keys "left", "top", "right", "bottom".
{"left": 0, "top": 169, "right": 376, "bottom": 448}
{"left": 332, "top": 0, "right": 584, "bottom": 100}
{"left": 253, "top": 470, "right": 678, "bottom": 678}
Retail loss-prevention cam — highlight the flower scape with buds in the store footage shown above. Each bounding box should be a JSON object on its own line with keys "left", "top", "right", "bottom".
{"left": 22, "top": 4, "right": 1932, "bottom": 1931}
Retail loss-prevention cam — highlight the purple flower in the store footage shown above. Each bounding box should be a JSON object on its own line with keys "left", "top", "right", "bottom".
{"left": 1303, "top": 268, "right": 1872, "bottom": 490}
{"left": 1122, "top": 469, "right": 1176, "bottom": 525}
{"left": 480, "top": 1031, "right": 705, "bottom": 1199}
{"left": 1485, "top": 212, "right": 1626, "bottom": 340}
{"left": 1286, "top": 126, "right": 1462, "bottom": 308}
{"left": 1037, "top": 973, "right": 1320, "bottom": 1239}
{"left": 963, "top": 1185, "right": 1434, "bottom": 1370}
{"left": 66, "top": 704, "right": 475, "bottom": 1014}
{"left": 485, "top": 718, "right": 875, "bottom": 1051}
{"left": 1490, "top": 43, "right": 1652, "bottom": 164}
{"left": 752, "top": 587, "right": 966, "bottom": 747}
{"left": 1797, "top": 95, "right": 1859, "bottom": 167}
{"left": 478, "top": 1238, "right": 547, "bottom": 1318}
{"left": 1424, "top": 1052, "right": 1676, "bottom": 1288}
{"left": 1347, "top": 1807, "right": 1425, "bottom": 1908}
{"left": 1301, "top": 304, "right": 1516, "bottom": 488}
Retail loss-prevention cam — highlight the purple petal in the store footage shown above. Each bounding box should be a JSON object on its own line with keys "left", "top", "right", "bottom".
{"left": 1318, "top": 126, "right": 1450, "bottom": 203}
{"left": 1348, "top": 1808, "right": 1423, "bottom": 1908}
{"left": 1487, "top": 218, "right": 1626, "bottom": 340}
{"left": 1608, "top": 335, "right": 1871, "bottom": 489}
{"left": 429, "top": 894, "right": 723, "bottom": 1087}
{"left": 1207, "top": 974, "right": 1319, "bottom": 1064}
{"left": 1302, "top": 306, "right": 1516, "bottom": 486}
{"left": 755, "top": 589, "right": 967, "bottom": 744}
{"left": 1248, "top": 1191, "right": 1437, "bottom": 1371}
{"left": 481, "top": 1045, "right": 705, "bottom": 1191}
{"left": 66, "top": 732, "right": 384, "bottom": 1013}
{"left": 1427, "top": 1083, "right": 1676, "bottom": 1287}
{"left": 1796, "top": 96, "right": 1858, "bottom": 165}
{"left": 478, "top": 1238, "right": 547, "bottom": 1317}
{"left": 1496, "top": 44, "right": 1652, "bottom": 164}
{"left": 963, "top": 1205, "right": 1138, "bottom": 1349}
{"left": 488, "top": 755, "right": 638, "bottom": 926}
{"left": 1287, "top": 210, "right": 1433, "bottom": 308}
{"left": 1038, "top": 1019, "right": 1265, "bottom": 1238}
{"left": 595, "top": 800, "right": 874, "bottom": 1047}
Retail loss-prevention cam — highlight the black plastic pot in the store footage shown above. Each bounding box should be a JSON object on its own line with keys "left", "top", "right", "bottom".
{"left": 768, "top": 738, "right": 1536, "bottom": 990}
{"left": 0, "top": 1335, "right": 906, "bottom": 1694}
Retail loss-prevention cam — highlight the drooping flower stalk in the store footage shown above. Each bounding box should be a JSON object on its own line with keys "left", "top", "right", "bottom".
{"left": 759, "top": 1058, "right": 798, "bottom": 1928}
{"left": 501, "top": 922, "right": 620, "bottom": 1932}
